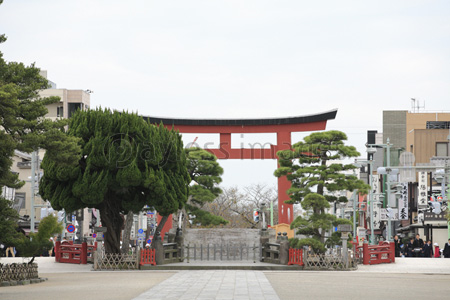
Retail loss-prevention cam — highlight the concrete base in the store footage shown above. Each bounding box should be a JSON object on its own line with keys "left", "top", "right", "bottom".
{"left": 9, "top": 280, "right": 17, "bottom": 286}
{"left": 0, "top": 278, "right": 48, "bottom": 288}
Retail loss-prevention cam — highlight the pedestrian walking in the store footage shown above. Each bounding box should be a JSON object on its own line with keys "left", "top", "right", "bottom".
{"left": 433, "top": 243, "right": 441, "bottom": 258}
{"left": 443, "top": 239, "right": 450, "bottom": 258}
{"left": 413, "top": 234, "right": 424, "bottom": 257}
{"left": 406, "top": 238, "right": 415, "bottom": 257}
{"left": 422, "top": 240, "right": 433, "bottom": 258}
{"left": 393, "top": 235, "right": 401, "bottom": 257}
{"left": 5, "top": 246, "right": 15, "bottom": 257}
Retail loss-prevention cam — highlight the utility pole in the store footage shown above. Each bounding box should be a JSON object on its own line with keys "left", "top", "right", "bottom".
{"left": 352, "top": 192, "right": 357, "bottom": 242}
{"left": 447, "top": 128, "right": 450, "bottom": 239}
{"left": 368, "top": 139, "right": 394, "bottom": 242}
{"left": 364, "top": 146, "right": 378, "bottom": 245}
{"left": 386, "top": 139, "right": 392, "bottom": 241}
{"left": 30, "top": 150, "right": 37, "bottom": 233}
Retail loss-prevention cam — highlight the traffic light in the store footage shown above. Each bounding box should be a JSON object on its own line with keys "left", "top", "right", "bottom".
{"left": 253, "top": 210, "right": 259, "bottom": 222}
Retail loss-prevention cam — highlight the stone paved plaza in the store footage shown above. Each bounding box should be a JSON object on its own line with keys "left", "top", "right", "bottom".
{"left": 1, "top": 257, "right": 450, "bottom": 300}
{"left": 133, "top": 271, "right": 279, "bottom": 300}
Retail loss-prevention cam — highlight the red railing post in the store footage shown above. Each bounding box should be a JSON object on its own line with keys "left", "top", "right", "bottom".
{"left": 140, "top": 248, "right": 156, "bottom": 266}
{"left": 81, "top": 242, "right": 87, "bottom": 264}
{"left": 390, "top": 242, "right": 395, "bottom": 263}
{"left": 363, "top": 242, "right": 369, "bottom": 265}
{"left": 55, "top": 240, "right": 61, "bottom": 262}
{"left": 287, "top": 248, "right": 304, "bottom": 266}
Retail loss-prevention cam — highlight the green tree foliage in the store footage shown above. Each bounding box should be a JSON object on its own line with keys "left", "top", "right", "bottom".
{"left": 0, "top": 196, "right": 22, "bottom": 248}
{"left": 15, "top": 214, "right": 62, "bottom": 264}
{"left": 275, "top": 130, "right": 368, "bottom": 251}
{"left": 275, "top": 131, "right": 368, "bottom": 204}
{"left": 289, "top": 237, "right": 326, "bottom": 254}
{"left": 0, "top": 14, "right": 80, "bottom": 189}
{"left": 184, "top": 148, "right": 227, "bottom": 227}
{"left": 39, "top": 108, "right": 190, "bottom": 253}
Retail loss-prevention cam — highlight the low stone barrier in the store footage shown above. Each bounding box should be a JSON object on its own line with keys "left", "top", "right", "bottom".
{"left": 0, "top": 262, "right": 47, "bottom": 287}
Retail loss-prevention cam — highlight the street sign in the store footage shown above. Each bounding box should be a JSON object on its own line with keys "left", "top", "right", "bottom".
{"left": 92, "top": 233, "right": 97, "bottom": 238}
{"left": 337, "top": 224, "right": 352, "bottom": 232}
{"left": 138, "top": 228, "right": 144, "bottom": 234}
{"left": 424, "top": 211, "right": 447, "bottom": 222}
{"left": 94, "top": 226, "right": 107, "bottom": 232}
{"left": 66, "top": 224, "right": 75, "bottom": 233}
{"left": 147, "top": 239, "right": 152, "bottom": 244}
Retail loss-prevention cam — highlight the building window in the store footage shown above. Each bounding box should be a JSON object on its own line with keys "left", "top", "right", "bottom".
{"left": 436, "top": 142, "right": 449, "bottom": 156}
{"left": 68, "top": 103, "right": 82, "bottom": 118}
{"left": 57, "top": 106, "right": 64, "bottom": 117}
{"left": 14, "top": 192, "right": 26, "bottom": 210}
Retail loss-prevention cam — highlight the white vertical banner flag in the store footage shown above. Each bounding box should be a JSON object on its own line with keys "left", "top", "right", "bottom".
{"left": 398, "top": 183, "right": 408, "bottom": 220}
{"left": 371, "top": 175, "right": 381, "bottom": 230}
{"left": 417, "top": 172, "right": 428, "bottom": 208}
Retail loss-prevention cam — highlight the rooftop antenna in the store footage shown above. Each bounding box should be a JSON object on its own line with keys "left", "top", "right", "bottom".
{"left": 411, "top": 98, "right": 425, "bottom": 113}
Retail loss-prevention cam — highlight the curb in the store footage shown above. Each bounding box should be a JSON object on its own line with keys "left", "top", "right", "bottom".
{"left": 0, "top": 277, "right": 48, "bottom": 288}
{"left": 139, "top": 265, "right": 303, "bottom": 271}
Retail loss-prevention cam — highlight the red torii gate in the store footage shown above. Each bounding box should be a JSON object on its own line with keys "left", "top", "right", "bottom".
{"left": 145, "top": 109, "right": 337, "bottom": 227}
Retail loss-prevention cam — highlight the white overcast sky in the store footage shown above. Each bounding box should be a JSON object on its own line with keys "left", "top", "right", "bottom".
{"left": 1, "top": 0, "right": 449, "bottom": 190}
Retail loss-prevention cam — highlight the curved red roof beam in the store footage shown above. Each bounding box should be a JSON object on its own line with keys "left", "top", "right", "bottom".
{"left": 143, "top": 109, "right": 337, "bottom": 134}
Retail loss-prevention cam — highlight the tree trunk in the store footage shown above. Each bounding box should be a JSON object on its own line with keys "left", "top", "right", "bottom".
{"left": 99, "top": 199, "right": 123, "bottom": 254}
{"left": 181, "top": 207, "right": 188, "bottom": 230}
{"left": 152, "top": 215, "right": 169, "bottom": 247}
{"left": 121, "top": 211, "right": 134, "bottom": 254}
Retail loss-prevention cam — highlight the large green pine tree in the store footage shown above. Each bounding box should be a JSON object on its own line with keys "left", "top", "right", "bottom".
{"left": 275, "top": 130, "right": 368, "bottom": 252}
{"left": 0, "top": 16, "right": 80, "bottom": 189}
{"left": 39, "top": 108, "right": 190, "bottom": 253}
{"left": 1, "top": 13, "right": 79, "bottom": 252}
{"left": 0, "top": 196, "right": 22, "bottom": 249}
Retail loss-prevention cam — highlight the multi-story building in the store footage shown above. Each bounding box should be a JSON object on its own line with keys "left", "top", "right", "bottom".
{"left": 10, "top": 71, "right": 91, "bottom": 235}
{"left": 365, "top": 110, "right": 450, "bottom": 247}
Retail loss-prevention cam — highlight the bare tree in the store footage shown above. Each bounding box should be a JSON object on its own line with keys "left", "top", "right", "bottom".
{"left": 202, "top": 184, "right": 278, "bottom": 228}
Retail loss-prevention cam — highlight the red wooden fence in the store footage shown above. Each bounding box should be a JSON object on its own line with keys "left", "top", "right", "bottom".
{"left": 55, "top": 240, "right": 97, "bottom": 264}
{"left": 288, "top": 248, "right": 304, "bottom": 266}
{"left": 140, "top": 248, "right": 156, "bottom": 266}
{"left": 362, "top": 241, "right": 395, "bottom": 265}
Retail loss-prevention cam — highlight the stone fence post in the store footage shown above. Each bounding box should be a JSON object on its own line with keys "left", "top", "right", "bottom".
{"left": 279, "top": 232, "right": 289, "bottom": 265}
{"left": 175, "top": 228, "right": 184, "bottom": 262}
{"left": 153, "top": 231, "right": 164, "bottom": 265}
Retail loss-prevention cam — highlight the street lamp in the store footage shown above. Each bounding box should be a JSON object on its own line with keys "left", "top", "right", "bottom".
{"left": 368, "top": 138, "right": 397, "bottom": 241}
{"left": 367, "top": 146, "right": 377, "bottom": 244}
{"left": 376, "top": 166, "right": 399, "bottom": 242}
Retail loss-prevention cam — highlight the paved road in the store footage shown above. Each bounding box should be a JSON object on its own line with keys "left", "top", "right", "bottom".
{"left": 266, "top": 272, "right": 450, "bottom": 300}
{"left": 0, "top": 271, "right": 174, "bottom": 300}
{"left": 1, "top": 257, "right": 450, "bottom": 300}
